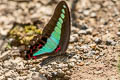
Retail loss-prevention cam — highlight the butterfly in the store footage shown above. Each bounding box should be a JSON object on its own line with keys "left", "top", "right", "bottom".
{"left": 24, "top": 1, "right": 71, "bottom": 60}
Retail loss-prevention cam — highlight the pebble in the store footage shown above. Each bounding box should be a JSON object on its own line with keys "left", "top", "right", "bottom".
{"left": 70, "top": 34, "right": 78, "bottom": 42}
{"left": 68, "top": 45, "right": 74, "bottom": 49}
{"left": 66, "top": 71, "right": 71, "bottom": 75}
{"left": 64, "top": 75, "right": 70, "bottom": 80}
{"left": 86, "top": 28, "right": 93, "bottom": 34}
{"left": 39, "top": 0, "right": 50, "bottom": 5}
{"left": 52, "top": 72, "right": 57, "bottom": 77}
{"left": 69, "top": 58, "right": 77, "bottom": 62}
{"left": 96, "top": 55, "right": 100, "bottom": 59}
{"left": 73, "top": 54, "right": 80, "bottom": 59}
{"left": 51, "top": 62, "right": 57, "bottom": 65}
{"left": 7, "top": 78, "right": 13, "bottom": 80}
{"left": 117, "top": 32, "right": 120, "bottom": 36}
{"left": 94, "top": 70, "right": 103, "bottom": 74}
{"left": 32, "top": 72, "right": 47, "bottom": 80}
{"left": 80, "top": 24, "right": 88, "bottom": 30}
{"left": 3, "top": 60, "right": 13, "bottom": 69}
{"left": 117, "top": 18, "right": 120, "bottom": 22}
{"left": 5, "top": 70, "right": 16, "bottom": 77}
{"left": 92, "top": 4, "right": 101, "bottom": 11}
{"left": 0, "top": 50, "right": 11, "bottom": 61}
{"left": 71, "top": 27, "right": 80, "bottom": 33}
{"left": 56, "top": 63, "right": 64, "bottom": 68}
{"left": 89, "top": 50, "right": 96, "bottom": 56}
{"left": 78, "top": 61, "right": 84, "bottom": 66}
{"left": 75, "top": 45, "right": 81, "bottom": 50}
{"left": 16, "top": 76, "right": 25, "bottom": 80}
{"left": 16, "top": 62, "right": 24, "bottom": 70}
{"left": 68, "top": 62, "right": 75, "bottom": 68}
{"left": 83, "top": 10, "right": 90, "bottom": 16}
{"left": 11, "top": 57, "right": 23, "bottom": 64}
{"left": 78, "top": 30, "right": 87, "bottom": 35}
{"left": 94, "top": 38, "right": 102, "bottom": 44}
{"left": 0, "top": 0, "right": 119, "bottom": 80}
{"left": 106, "top": 39, "right": 116, "bottom": 45}
{"left": 0, "top": 75, "right": 5, "bottom": 80}
{"left": 57, "top": 69, "right": 65, "bottom": 77}
{"left": 90, "top": 12, "right": 96, "bottom": 18}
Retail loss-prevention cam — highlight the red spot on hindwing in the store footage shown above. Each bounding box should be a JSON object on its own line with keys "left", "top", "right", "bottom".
{"left": 33, "top": 56, "right": 37, "bottom": 59}
{"left": 28, "top": 54, "right": 31, "bottom": 59}
{"left": 55, "top": 46, "right": 61, "bottom": 52}
{"left": 30, "top": 49, "right": 32, "bottom": 53}
{"left": 33, "top": 46, "right": 36, "bottom": 49}
{"left": 38, "top": 44, "right": 42, "bottom": 48}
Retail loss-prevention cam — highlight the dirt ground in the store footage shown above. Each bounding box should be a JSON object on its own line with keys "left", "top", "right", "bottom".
{"left": 0, "top": 0, "right": 120, "bottom": 80}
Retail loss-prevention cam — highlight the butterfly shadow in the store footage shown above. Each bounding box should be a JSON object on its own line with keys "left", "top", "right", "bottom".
{"left": 40, "top": 53, "right": 75, "bottom": 66}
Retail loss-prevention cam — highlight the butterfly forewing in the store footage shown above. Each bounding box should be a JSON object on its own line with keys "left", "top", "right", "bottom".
{"left": 42, "top": 1, "right": 71, "bottom": 55}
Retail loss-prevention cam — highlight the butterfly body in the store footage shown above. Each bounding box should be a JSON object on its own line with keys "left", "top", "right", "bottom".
{"left": 24, "top": 1, "right": 71, "bottom": 60}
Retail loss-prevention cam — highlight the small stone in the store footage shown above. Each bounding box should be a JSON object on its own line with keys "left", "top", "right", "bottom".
{"left": 100, "top": 52, "right": 105, "bottom": 56}
{"left": 51, "top": 62, "right": 57, "bottom": 65}
{"left": 57, "top": 69, "right": 65, "bottom": 77}
{"left": 96, "top": 55, "right": 100, "bottom": 59}
{"left": 78, "top": 30, "right": 87, "bottom": 35}
{"left": 7, "top": 78, "right": 13, "bottom": 80}
{"left": 117, "top": 32, "right": 120, "bottom": 36}
{"left": 68, "top": 62, "right": 75, "bottom": 68}
{"left": 78, "top": 61, "right": 84, "bottom": 66}
{"left": 0, "top": 51, "right": 11, "bottom": 61}
{"left": 52, "top": 72, "right": 57, "bottom": 77}
{"left": 94, "top": 70, "right": 103, "bottom": 74}
{"left": 89, "top": 50, "right": 96, "bottom": 55}
{"left": 11, "top": 57, "right": 22, "bottom": 64}
{"left": 66, "top": 71, "right": 71, "bottom": 75}
{"left": 68, "top": 45, "right": 73, "bottom": 49}
{"left": 5, "top": 70, "right": 15, "bottom": 77}
{"left": 75, "top": 45, "right": 81, "bottom": 50}
{"left": 40, "top": 0, "right": 51, "bottom": 5}
{"left": 85, "top": 62, "right": 91, "bottom": 65}
{"left": 32, "top": 72, "right": 47, "bottom": 80}
{"left": 80, "top": 24, "right": 88, "bottom": 30}
{"left": 94, "top": 38, "right": 102, "bottom": 44}
{"left": 83, "top": 10, "right": 90, "bottom": 16}
{"left": 47, "top": 65, "right": 51, "bottom": 68}
{"left": 90, "top": 12, "right": 96, "bottom": 18}
{"left": 106, "top": 39, "right": 116, "bottom": 45}
{"left": 57, "top": 63, "right": 64, "bottom": 68}
{"left": 3, "top": 60, "right": 13, "bottom": 68}
{"left": 70, "top": 34, "right": 78, "bottom": 42}
{"left": 71, "top": 27, "right": 80, "bottom": 33}
{"left": 0, "top": 75, "right": 5, "bottom": 80}
{"left": 16, "top": 62, "right": 24, "bottom": 70}
{"left": 117, "top": 18, "right": 120, "bottom": 22}
{"left": 16, "top": 77, "right": 24, "bottom": 80}
{"left": 73, "top": 54, "right": 80, "bottom": 59}
{"left": 64, "top": 75, "right": 70, "bottom": 80}
{"left": 69, "top": 58, "right": 77, "bottom": 62}
{"left": 92, "top": 4, "right": 101, "bottom": 11}
{"left": 90, "top": 44, "right": 96, "bottom": 49}
{"left": 86, "top": 28, "right": 93, "bottom": 34}
{"left": 81, "top": 45, "right": 88, "bottom": 49}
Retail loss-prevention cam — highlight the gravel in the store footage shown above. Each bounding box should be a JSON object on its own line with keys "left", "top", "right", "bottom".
{"left": 0, "top": 0, "right": 119, "bottom": 80}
